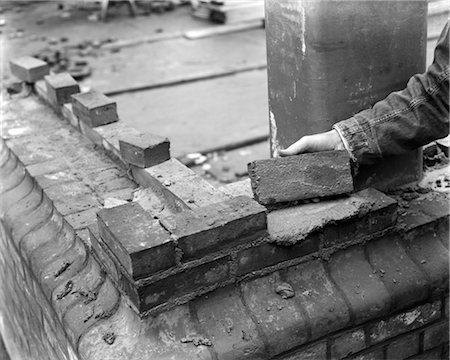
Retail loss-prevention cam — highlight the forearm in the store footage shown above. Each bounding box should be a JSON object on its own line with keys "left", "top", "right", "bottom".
{"left": 334, "top": 22, "right": 449, "bottom": 165}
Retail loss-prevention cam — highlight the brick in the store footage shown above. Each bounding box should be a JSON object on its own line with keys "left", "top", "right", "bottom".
{"left": 45, "top": 182, "right": 100, "bottom": 216}
{"left": 45, "top": 73, "right": 80, "bottom": 106}
{"left": 97, "top": 202, "right": 175, "bottom": 279}
{"left": 71, "top": 90, "right": 119, "bottom": 127}
{"left": 330, "top": 328, "right": 366, "bottom": 359}
{"left": 366, "top": 236, "right": 429, "bottom": 311}
{"left": 39, "top": 238, "right": 88, "bottom": 299}
{"left": 368, "top": 301, "right": 441, "bottom": 344}
{"left": 415, "top": 192, "right": 449, "bottom": 221}
{"left": 385, "top": 332, "right": 419, "bottom": 359}
{"left": 445, "top": 296, "right": 449, "bottom": 319}
{"left": 401, "top": 228, "right": 449, "bottom": 294}
{"left": 241, "top": 272, "right": 309, "bottom": 356}
{"left": 356, "top": 188, "right": 398, "bottom": 233}
{"left": 281, "top": 341, "right": 327, "bottom": 360}
{"left": 65, "top": 207, "right": 99, "bottom": 230}
{"left": 35, "top": 170, "right": 78, "bottom": 189}
{"left": 327, "top": 245, "right": 391, "bottom": 325}
{"left": 61, "top": 103, "right": 79, "bottom": 128}
{"left": 218, "top": 178, "right": 253, "bottom": 198}
{"left": 95, "top": 121, "right": 141, "bottom": 156}
{"left": 423, "top": 321, "right": 449, "bottom": 351}
{"left": 10, "top": 56, "right": 49, "bottom": 83}
{"left": 51, "top": 256, "right": 103, "bottom": 322}
{"left": 136, "top": 158, "right": 230, "bottom": 208}
{"left": 161, "top": 196, "right": 266, "bottom": 260}
{"left": 236, "top": 234, "right": 319, "bottom": 275}
{"left": 268, "top": 195, "right": 365, "bottom": 246}
{"left": 19, "top": 209, "right": 64, "bottom": 260}
{"left": 63, "top": 278, "right": 120, "bottom": 344}
{"left": 89, "top": 225, "right": 120, "bottom": 283}
{"left": 139, "top": 256, "right": 231, "bottom": 311}
{"left": 248, "top": 151, "right": 353, "bottom": 205}
{"left": 408, "top": 347, "right": 443, "bottom": 359}
{"left": 285, "top": 260, "right": 350, "bottom": 339}
{"left": 119, "top": 132, "right": 170, "bottom": 168}
{"left": 194, "top": 286, "right": 266, "bottom": 360}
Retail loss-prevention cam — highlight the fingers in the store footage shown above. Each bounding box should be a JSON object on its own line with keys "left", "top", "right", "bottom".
{"left": 278, "top": 130, "right": 345, "bottom": 157}
{"left": 279, "top": 137, "right": 310, "bottom": 156}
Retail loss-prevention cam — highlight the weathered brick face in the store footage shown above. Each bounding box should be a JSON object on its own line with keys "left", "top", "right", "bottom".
{"left": 0, "top": 221, "right": 79, "bottom": 360}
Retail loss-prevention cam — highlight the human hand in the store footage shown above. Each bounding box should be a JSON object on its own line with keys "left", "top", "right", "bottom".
{"left": 278, "top": 129, "right": 345, "bottom": 157}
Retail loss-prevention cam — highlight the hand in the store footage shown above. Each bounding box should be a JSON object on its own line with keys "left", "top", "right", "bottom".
{"left": 278, "top": 129, "right": 345, "bottom": 157}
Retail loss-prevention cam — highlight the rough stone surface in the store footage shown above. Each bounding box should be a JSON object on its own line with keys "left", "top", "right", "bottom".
{"left": 10, "top": 56, "right": 49, "bottom": 83}
{"left": 119, "top": 133, "right": 170, "bottom": 168}
{"left": 423, "top": 321, "right": 449, "bottom": 351}
{"left": 160, "top": 195, "right": 267, "bottom": 260}
{"left": 72, "top": 90, "right": 119, "bottom": 127}
{"left": 97, "top": 202, "right": 175, "bottom": 279}
{"left": 329, "top": 328, "right": 366, "bottom": 359}
{"left": 248, "top": 151, "right": 353, "bottom": 204}
{"left": 385, "top": 332, "right": 420, "bottom": 359}
{"left": 45, "top": 73, "right": 80, "bottom": 106}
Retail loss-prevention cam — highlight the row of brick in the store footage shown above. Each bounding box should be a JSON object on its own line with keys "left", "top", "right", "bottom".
{"left": 87, "top": 184, "right": 403, "bottom": 314}
{"left": 10, "top": 56, "right": 170, "bottom": 171}
{"left": 0, "top": 140, "right": 122, "bottom": 353}
{"left": 76, "top": 224, "right": 449, "bottom": 360}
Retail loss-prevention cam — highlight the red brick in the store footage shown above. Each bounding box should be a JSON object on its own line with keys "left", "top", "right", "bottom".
{"left": 330, "top": 328, "right": 366, "bottom": 359}
{"left": 29, "top": 221, "right": 76, "bottom": 279}
{"left": 10, "top": 56, "right": 49, "bottom": 83}
{"left": 219, "top": 178, "right": 253, "bottom": 198}
{"left": 357, "top": 188, "right": 398, "bottom": 233}
{"left": 51, "top": 256, "right": 103, "bottom": 322}
{"left": 63, "top": 278, "right": 120, "bottom": 344}
{"left": 248, "top": 150, "right": 353, "bottom": 205}
{"left": 285, "top": 260, "right": 350, "bottom": 339}
{"left": 45, "top": 182, "right": 100, "bottom": 216}
{"left": 423, "top": 321, "right": 449, "bottom": 351}
{"left": 44, "top": 73, "right": 80, "bottom": 106}
{"left": 281, "top": 341, "right": 327, "bottom": 360}
{"left": 97, "top": 202, "right": 175, "bottom": 279}
{"left": 327, "top": 245, "right": 391, "bottom": 325}
{"left": 61, "top": 103, "right": 79, "bottom": 129}
{"left": 408, "top": 347, "right": 443, "bottom": 359}
{"left": 385, "top": 332, "right": 419, "bottom": 359}
{"left": 11, "top": 191, "right": 55, "bottom": 245}
{"left": 65, "top": 207, "right": 99, "bottom": 230}
{"left": 236, "top": 234, "right": 319, "bottom": 275}
{"left": 119, "top": 132, "right": 170, "bottom": 168}
{"left": 139, "top": 256, "right": 231, "bottom": 311}
{"left": 368, "top": 301, "right": 441, "bottom": 344}
{"left": 161, "top": 196, "right": 266, "bottom": 260}
{"left": 71, "top": 90, "right": 119, "bottom": 127}
{"left": 401, "top": 228, "right": 449, "bottom": 294}
{"left": 39, "top": 237, "right": 88, "bottom": 299}
{"left": 134, "top": 158, "right": 230, "bottom": 208}
{"left": 240, "top": 272, "right": 309, "bottom": 356}
{"left": 366, "top": 236, "right": 429, "bottom": 311}
{"left": 88, "top": 225, "right": 141, "bottom": 307}
{"left": 94, "top": 121, "right": 141, "bottom": 156}
{"left": 18, "top": 209, "right": 63, "bottom": 258}
{"left": 194, "top": 286, "right": 267, "bottom": 360}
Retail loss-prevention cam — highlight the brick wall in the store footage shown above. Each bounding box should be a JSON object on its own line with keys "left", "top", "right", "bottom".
{"left": 1, "top": 62, "right": 448, "bottom": 359}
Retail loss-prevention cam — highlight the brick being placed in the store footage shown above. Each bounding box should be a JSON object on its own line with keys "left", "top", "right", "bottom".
{"left": 71, "top": 90, "right": 119, "bottom": 127}
{"left": 248, "top": 150, "right": 353, "bottom": 205}
{"left": 97, "top": 202, "right": 175, "bottom": 279}
{"left": 160, "top": 195, "right": 267, "bottom": 261}
{"left": 10, "top": 56, "right": 49, "bottom": 83}
{"left": 44, "top": 73, "right": 80, "bottom": 106}
{"left": 119, "top": 132, "right": 170, "bottom": 168}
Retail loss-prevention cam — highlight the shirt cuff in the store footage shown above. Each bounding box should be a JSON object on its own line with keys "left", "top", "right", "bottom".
{"left": 333, "top": 117, "right": 372, "bottom": 164}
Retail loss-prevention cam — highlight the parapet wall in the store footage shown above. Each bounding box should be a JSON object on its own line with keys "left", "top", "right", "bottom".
{"left": 0, "top": 63, "right": 448, "bottom": 360}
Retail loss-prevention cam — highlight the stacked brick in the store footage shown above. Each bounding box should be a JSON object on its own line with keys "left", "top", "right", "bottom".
{"left": 2, "top": 57, "right": 449, "bottom": 360}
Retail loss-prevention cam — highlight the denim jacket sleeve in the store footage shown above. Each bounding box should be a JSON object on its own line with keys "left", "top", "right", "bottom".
{"left": 333, "top": 21, "right": 449, "bottom": 165}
